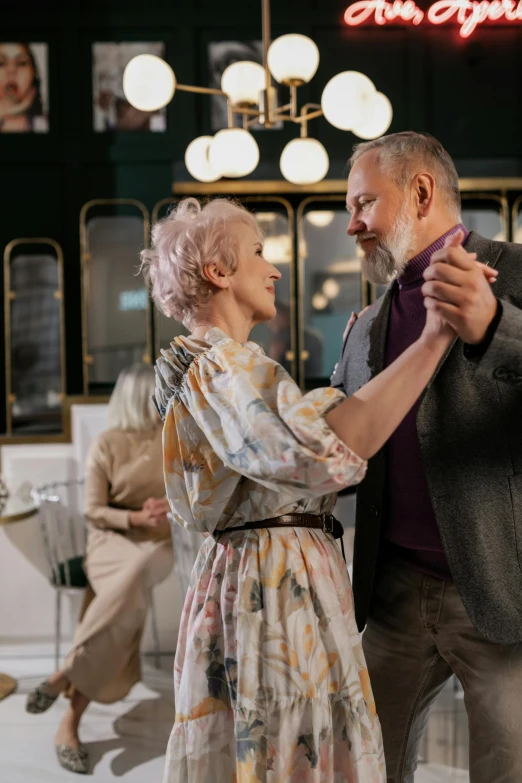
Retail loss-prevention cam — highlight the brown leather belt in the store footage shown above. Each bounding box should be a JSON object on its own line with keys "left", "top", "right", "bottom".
{"left": 213, "top": 513, "right": 346, "bottom": 561}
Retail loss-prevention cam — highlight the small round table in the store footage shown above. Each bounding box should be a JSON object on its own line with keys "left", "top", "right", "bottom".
{"left": 0, "top": 495, "right": 37, "bottom": 525}
{"left": 0, "top": 494, "right": 37, "bottom": 699}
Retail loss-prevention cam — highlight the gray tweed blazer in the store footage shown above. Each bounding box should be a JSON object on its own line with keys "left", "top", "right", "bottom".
{"left": 331, "top": 232, "right": 522, "bottom": 644}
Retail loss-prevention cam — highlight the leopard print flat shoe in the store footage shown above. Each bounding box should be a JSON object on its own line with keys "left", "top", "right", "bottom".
{"left": 56, "top": 743, "right": 89, "bottom": 775}
{"left": 25, "top": 680, "right": 59, "bottom": 714}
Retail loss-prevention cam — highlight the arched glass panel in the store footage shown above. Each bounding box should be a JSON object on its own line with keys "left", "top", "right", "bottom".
{"left": 80, "top": 200, "right": 151, "bottom": 394}
{"left": 298, "top": 198, "right": 365, "bottom": 389}
{"left": 4, "top": 239, "right": 65, "bottom": 434}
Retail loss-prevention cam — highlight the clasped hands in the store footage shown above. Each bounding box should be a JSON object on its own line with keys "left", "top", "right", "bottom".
{"left": 422, "top": 229, "right": 498, "bottom": 345}
{"left": 130, "top": 496, "right": 171, "bottom": 529}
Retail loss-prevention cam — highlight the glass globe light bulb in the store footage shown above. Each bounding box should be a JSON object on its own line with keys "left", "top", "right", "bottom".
{"left": 321, "top": 71, "right": 376, "bottom": 131}
{"left": 123, "top": 54, "right": 176, "bottom": 111}
{"left": 352, "top": 92, "right": 393, "bottom": 140}
{"left": 280, "top": 138, "right": 329, "bottom": 185}
{"left": 267, "top": 34, "right": 320, "bottom": 85}
{"left": 185, "top": 136, "right": 220, "bottom": 183}
{"left": 209, "top": 129, "right": 260, "bottom": 178}
{"left": 221, "top": 61, "right": 266, "bottom": 105}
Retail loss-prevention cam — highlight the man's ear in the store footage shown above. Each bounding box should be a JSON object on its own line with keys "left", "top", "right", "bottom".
{"left": 414, "top": 173, "right": 435, "bottom": 218}
{"left": 202, "top": 259, "right": 230, "bottom": 290}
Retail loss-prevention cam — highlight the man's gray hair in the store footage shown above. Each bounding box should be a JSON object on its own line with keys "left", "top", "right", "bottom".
{"left": 350, "top": 132, "right": 461, "bottom": 219}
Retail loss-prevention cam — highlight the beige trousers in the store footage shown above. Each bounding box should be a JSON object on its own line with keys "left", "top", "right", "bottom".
{"left": 362, "top": 558, "right": 522, "bottom": 783}
{"left": 62, "top": 528, "right": 173, "bottom": 703}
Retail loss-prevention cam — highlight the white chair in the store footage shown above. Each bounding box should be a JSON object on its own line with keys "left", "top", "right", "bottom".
{"left": 32, "top": 479, "right": 162, "bottom": 669}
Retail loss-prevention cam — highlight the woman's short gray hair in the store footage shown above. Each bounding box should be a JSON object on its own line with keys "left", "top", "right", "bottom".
{"left": 106, "top": 363, "right": 158, "bottom": 431}
{"left": 350, "top": 132, "right": 461, "bottom": 219}
{"left": 141, "top": 197, "right": 262, "bottom": 330}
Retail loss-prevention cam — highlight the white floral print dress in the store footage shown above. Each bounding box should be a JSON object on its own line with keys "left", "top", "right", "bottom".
{"left": 154, "top": 327, "right": 385, "bottom": 783}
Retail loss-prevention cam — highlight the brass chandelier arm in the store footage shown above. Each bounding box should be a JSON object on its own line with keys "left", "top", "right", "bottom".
{"left": 176, "top": 83, "right": 228, "bottom": 97}
{"left": 244, "top": 111, "right": 297, "bottom": 128}
{"left": 178, "top": 89, "right": 324, "bottom": 131}
{"left": 246, "top": 114, "right": 265, "bottom": 130}
{"left": 297, "top": 103, "right": 324, "bottom": 137}
{"left": 175, "top": 83, "right": 238, "bottom": 130}
{"left": 233, "top": 105, "right": 263, "bottom": 130}
{"left": 262, "top": 0, "right": 273, "bottom": 125}
{"left": 300, "top": 103, "right": 322, "bottom": 115}
{"left": 290, "top": 85, "right": 298, "bottom": 119}
{"left": 242, "top": 104, "right": 325, "bottom": 131}
{"left": 296, "top": 108, "right": 323, "bottom": 123}
{"left": 232, "top": 106, "right": 265, "bottom": 117}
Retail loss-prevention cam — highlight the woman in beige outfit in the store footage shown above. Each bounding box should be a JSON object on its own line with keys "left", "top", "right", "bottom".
{"left": 26, "top": 364, "right": 174, "bottom": 774}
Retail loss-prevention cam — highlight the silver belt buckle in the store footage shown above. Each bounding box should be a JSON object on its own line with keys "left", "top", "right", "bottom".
{"left": 322, "top": 513, "right": 334, "bottom": 535}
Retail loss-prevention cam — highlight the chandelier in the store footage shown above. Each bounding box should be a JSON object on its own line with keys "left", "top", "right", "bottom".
{"left": 122, "top": 0, "right": 392, "bottom": 185}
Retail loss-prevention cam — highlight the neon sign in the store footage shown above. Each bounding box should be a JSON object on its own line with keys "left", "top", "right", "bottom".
{"left": 344, "top": 0, "right": 522, "bottom": 37}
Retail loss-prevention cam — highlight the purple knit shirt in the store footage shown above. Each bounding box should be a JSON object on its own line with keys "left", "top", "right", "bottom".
{"left": 383, "top": 224, "right": 469, "bottom": 580}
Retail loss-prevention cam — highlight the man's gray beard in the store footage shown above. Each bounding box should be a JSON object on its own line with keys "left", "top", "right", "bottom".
{"left": 360, "top": 210, "right": 416, "bottom": 286}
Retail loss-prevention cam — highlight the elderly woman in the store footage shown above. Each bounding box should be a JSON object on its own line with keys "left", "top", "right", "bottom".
{"left": 143, "top": 197, "right": 457, "bottom": 783}
{"left": 26, "top": 363, "right": 174, "bottom": 774}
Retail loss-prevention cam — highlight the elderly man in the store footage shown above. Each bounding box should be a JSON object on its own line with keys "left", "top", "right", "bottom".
{"left": 331, "top": 131, "right": 522, "bottom": 783}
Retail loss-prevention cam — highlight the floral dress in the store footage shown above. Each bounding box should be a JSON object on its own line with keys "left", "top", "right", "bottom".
{"left": 154, "top": 327, "right": 385, "bottom": 783}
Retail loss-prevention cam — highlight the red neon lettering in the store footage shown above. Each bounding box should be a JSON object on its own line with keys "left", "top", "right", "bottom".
{"left": 502, "top": 0, "right": 518, "bottom": 21}
{"left": 427, "top": 0, "right": 522, "bottom": 35}
{"left": 344, "top": 0, "right": 522, "bottom": 36}
{"left": 462, "top": 0, "right": 494, "bottom": 35}
{"left": 487, "top": 0, "right": 505, "bottom": 19}
{"left": 402, "top": 0, "right": 424, "bottom": 20}
{"left": 344, "top": 0, "right": 380, "bottom": 25}
{"left": 426, "top": 0, "right": 468, "bottom": 23}
{"left": 344, "top": 0, "right": 424, "bottom": 25}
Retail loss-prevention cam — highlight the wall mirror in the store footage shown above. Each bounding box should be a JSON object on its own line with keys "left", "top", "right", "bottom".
{"left": 4, "top": 238, "right": 65, "bottom": 435}
{"left": 244, "top": 197, "right": 296, "bottom": 378}
{"left": 511, "top": 194, "right": 522, "bottom": 244}
{"left": 151, "top": 199, "right": 189, "bottom": 358}
{"left": 80, "top": 199, "right": 152, "bottom": 395}
{"left": 461, "top": 193, "right": 508, "bottom": 241}
{"left": 297, "top": 197, "right": 367, "bottom": 389}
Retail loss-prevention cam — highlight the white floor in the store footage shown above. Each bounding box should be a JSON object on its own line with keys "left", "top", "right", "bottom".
{"left": 0, "top": 644, "right": 174, "bottom": 782}
{"left": 0, "top": 643, "right": 469, "bottom": 782}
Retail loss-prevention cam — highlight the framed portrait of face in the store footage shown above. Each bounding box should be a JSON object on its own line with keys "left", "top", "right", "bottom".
{"left": 92, "top": 42, "right": 167, "bottom": 132}
{"left": 0, "top": 42, "right": 49, "bottom": 133}
{"left": 208, "top": 40, "right": 284, "bottom": 132}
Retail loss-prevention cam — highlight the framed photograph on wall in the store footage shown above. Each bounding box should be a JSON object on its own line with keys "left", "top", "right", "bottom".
{"left": 208, "top": 41, "right": 284, "bottom": 132}
{"left": 92, "top": 42, "right": 167, "bottom": 132}
{"left": 0, "top": 42, "right": 49, "bottom": 133}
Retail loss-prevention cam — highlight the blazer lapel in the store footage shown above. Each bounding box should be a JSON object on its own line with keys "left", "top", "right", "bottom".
{"left": 465, "top": 231, "right": 503, "bottom": 270}
{"left": 367, "top": 283, "right": 394, "bottom": 379}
